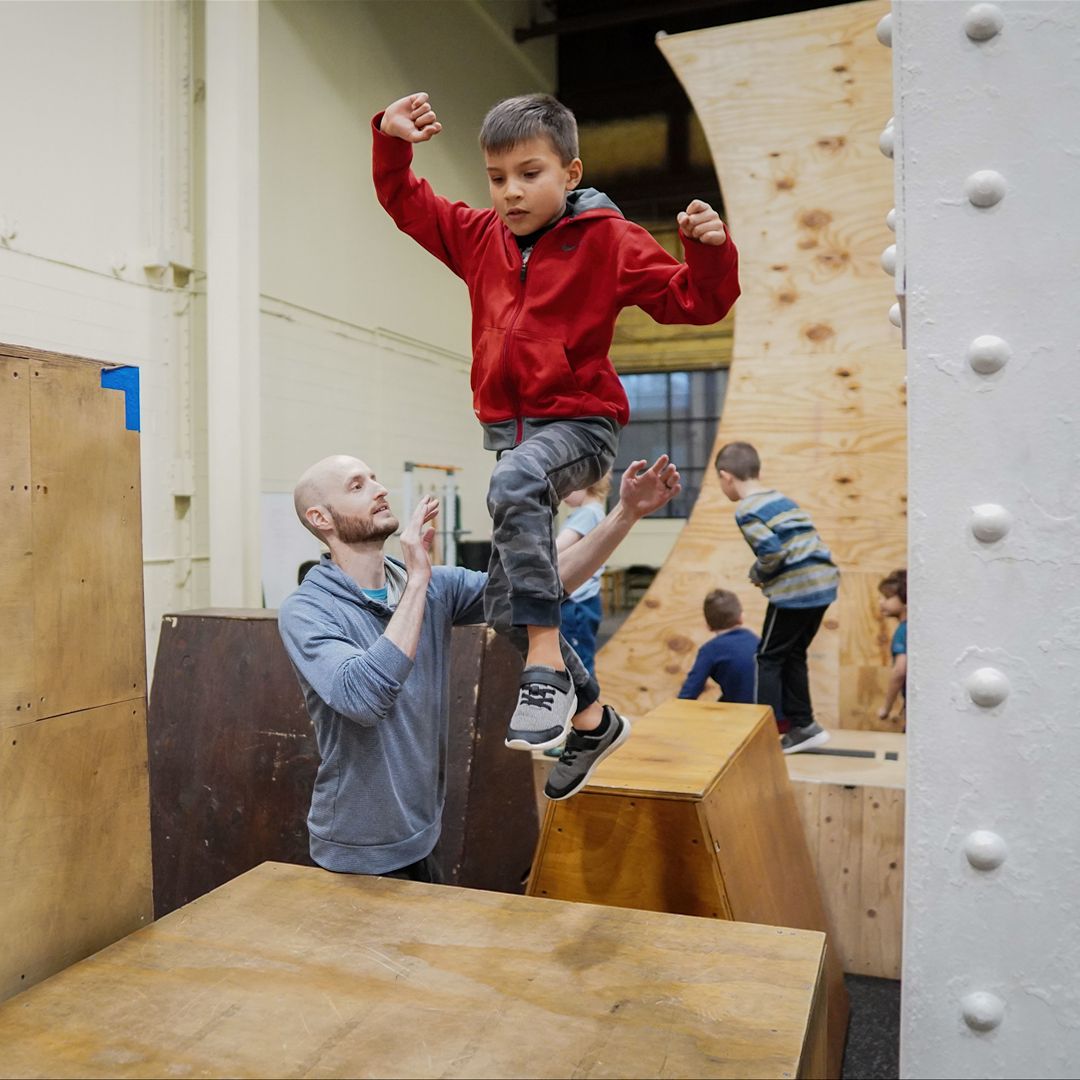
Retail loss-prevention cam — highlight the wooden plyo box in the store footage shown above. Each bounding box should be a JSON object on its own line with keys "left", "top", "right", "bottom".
{"left": 0, "top": 345, "right": 151, "bottom": 1003}
{"left": 0, "top": 862, "right": 828, "bottom": 1079}
{"left": 529, "top": 699, "right": 849, "bottom": 1078}
{"left": 788, "top": 730, "right": 905, "bottom": 980}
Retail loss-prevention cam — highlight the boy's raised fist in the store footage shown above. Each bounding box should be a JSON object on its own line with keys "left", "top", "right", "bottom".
{"left": 380, "top": 92, "right": 443, "bottom": 143}
{"left": 677, "top": 199, "right": 728, "bottom": 246}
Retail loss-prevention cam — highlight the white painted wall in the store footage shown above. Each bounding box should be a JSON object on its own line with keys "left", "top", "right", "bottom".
{"left": 895, "top": 2, "right": 1080, "bottom": 1075}
{"left": 0, "top": 0, "right": 554, "bottom": 670}
{"left": 258, "top": 0, "right": 555, "bottom": 583}
{"left": 0, "top": 0, "right": 206, "bottom": 673}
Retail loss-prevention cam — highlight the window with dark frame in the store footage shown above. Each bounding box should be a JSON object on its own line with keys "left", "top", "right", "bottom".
{"left": 611, "top": 368, "right": 728, "bottom": 519}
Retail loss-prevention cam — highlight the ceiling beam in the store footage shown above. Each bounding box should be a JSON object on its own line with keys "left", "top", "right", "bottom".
{"left": 514, "top": 0, "right": 733, "bottom": 42}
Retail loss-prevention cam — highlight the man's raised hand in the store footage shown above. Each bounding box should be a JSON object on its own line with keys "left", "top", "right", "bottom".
{"left": 677, "top": 199, "right": 728, "bottom": 246}
{"left": 380, "top": 92, "right": 443, "bottom": 143}
{"left": 400, "top": 495, "right": 439, "bottom": 581}
{"left": 619, "top": 456, "right": 682, "bottom": 519}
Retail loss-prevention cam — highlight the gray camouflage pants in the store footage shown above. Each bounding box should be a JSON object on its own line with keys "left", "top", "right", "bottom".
{"left": 483, "top": 416, "right": 619, "bottom": 709}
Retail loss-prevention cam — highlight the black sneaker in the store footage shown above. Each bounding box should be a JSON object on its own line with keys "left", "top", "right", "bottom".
{"left": 504, "top": 666, "right": 577, "bottom": 751}
{"left": 544, "top": 706, "right": 631, "bottom": 801}
{"left": 780, "top": 721, "right": 831, "bottom": 755}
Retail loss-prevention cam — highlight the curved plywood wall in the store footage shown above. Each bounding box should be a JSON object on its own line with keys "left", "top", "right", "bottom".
{"left": 597, "top": 1, "right": 906, "bottom": 729}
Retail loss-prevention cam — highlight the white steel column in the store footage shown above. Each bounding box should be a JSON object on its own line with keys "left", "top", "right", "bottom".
{"left": 205, "top": 0, "right": 261, "bottom": 606}
{"left": 894, "top": 2, "right": 1080, "bottom": 1076}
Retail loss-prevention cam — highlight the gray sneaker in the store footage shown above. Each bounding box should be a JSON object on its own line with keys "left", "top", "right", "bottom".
{"left": 504, "top": 666, "right": 577, "bottom": 751}
{"left": 780, "top": 721, "right": 831, "bottom": 755}
{"left": 544, "top": 706, "right": 631, "bottom": 801}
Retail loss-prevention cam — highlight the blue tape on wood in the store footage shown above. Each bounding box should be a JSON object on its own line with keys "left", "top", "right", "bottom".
{"left": 100, "top": 366, "right": 141, "bottom": 431}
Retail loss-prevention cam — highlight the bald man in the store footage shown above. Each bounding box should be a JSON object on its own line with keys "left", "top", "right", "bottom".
{"left": 278, "top": 453, "right": 681, "bottom": 881}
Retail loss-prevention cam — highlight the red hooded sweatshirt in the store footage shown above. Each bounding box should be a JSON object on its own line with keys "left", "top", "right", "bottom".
{"left": 372, "top": 117, "right": 740, "bottom": 441}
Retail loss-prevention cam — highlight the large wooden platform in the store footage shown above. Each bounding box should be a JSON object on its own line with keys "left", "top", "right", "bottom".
{"left": 0, "top": 861, "right": 828, "bottom": 1079}
{"left": 529, "top": 699, "right": 849, "bottom": 1077}
{"left": 0, "top": 344, "right": 150, "bottom": 1002}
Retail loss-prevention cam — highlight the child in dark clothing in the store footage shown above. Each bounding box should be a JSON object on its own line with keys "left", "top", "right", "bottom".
{"left": 715, "top": 441, "right": 839, "bottom": 754}
{"left": 678, "top": 589, "right": 760, "bottom": 704}
{"left": 877, "top": 569, "right": 908, "bottom": 726}
{"left": 375, "top": 91, "right": 740, "bottom": 800}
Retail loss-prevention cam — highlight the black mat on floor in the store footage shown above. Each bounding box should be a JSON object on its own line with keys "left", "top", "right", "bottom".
{"left": 843, "top": 975, "right": 901, "bottom": 1079}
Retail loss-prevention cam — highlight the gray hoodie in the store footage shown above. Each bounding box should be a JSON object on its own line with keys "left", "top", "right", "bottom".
{"left": 278, "top": 554, "right": 486, "bottom": 874}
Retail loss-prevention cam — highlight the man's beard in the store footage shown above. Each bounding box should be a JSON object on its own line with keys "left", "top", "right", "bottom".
{"left": 329, "top": 506, "right": 398, "bottom": 543}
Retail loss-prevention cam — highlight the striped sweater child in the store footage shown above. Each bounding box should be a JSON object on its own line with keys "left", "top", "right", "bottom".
{"left": 734, "top": 489, "right": 839, "bottom": 608}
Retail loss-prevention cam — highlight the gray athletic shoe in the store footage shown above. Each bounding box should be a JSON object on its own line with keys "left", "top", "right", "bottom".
{"left": 544, "top": 706, "right": 631, "bottom": 801}
{"left": 781, "top": 721, "right": 831, "bottom": 755}
{"left": 504, "top": 666, "right": 577, "bottom": 751}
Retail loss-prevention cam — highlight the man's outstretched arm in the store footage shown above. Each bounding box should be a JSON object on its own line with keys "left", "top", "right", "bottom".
{"left": 558, "top": 456, "right": 681, "bottom": 595}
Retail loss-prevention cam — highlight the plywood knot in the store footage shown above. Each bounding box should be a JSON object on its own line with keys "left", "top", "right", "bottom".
{"left": 664, "top": 663, "right": 682, "bottom": 675}
{"left": 816, "top": 136, "right": 847, "bottom": 152}
{"left": 804, "top": 323, "right": 834, "bottom": 342}
{"left": 835, "top": 367, "right": 852, "bottom": 378}
{"left": 778, "top": 290, "right": 798, "bottom": 305}
{"left": 816, "top": 250, "right": 851, "bottom": 268}
{"left": 799, "top": 209, "right": 833, "bottom": 230}
{"left": 665, "top": 634, "right": 695, "bottom": 655}
{"left": 644, "top": 597, "right": 660, "bottom": 609}
{"left": 775, "top": 176, "right": 795, "bottom": 191}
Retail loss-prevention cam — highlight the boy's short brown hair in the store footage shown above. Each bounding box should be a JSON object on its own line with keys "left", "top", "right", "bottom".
{"left": 479, "top": 94, "right": 579, "bottom": 165}
{"left": 704, "top": 588, "right": 742, "bottom": 631}
{"left": 878, "top": 568, "right": 907, "bottom": 604}
{"left": 714, "top": 442, "right": 761, "bottom": 481}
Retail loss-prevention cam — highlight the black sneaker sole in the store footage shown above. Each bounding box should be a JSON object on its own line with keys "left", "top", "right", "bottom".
{"left": 782, "top": 728, "right": 831, "bottom": 755}
{"left": 544, "top": 715, "right": 632, "bottom": 801}
{"left": 504, "top": 707, "right": 575, "bottom": 752}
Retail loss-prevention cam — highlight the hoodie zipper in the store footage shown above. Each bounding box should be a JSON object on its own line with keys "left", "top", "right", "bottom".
{"left": 498, "top": 221, "right": 572, "bottom": 446}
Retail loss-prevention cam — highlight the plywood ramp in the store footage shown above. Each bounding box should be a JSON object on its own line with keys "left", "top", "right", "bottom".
{"left": 597, "top": 1, "right": 906, "bottom": 730}
{"left": 0, "top": 862, "right": 828, "bottom": 1080}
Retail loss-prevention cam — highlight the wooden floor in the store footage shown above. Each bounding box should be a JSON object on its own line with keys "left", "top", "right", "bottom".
{"left": 0, "top": 862, "right": 827, "bottom": 1079}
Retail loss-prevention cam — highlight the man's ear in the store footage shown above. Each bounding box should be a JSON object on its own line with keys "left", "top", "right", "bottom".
{"left": 305, "top": 505, "right": 333, "bottom": 536}
{"left": 566, "top": 157, "right": 583, "bottom": 191}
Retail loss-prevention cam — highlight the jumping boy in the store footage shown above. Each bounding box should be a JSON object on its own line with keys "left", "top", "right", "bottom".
{"left": 374, "top": 91, "right": 740, "bottom": 798}
{"left": 714, "top": 442, "right": 838, "bottom": 753}
{"left": 678, "top": 588, "right": 759, "bottom": 705}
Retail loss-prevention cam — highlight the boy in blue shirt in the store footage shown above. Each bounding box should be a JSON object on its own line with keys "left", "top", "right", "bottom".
{"left": 715, "top": 441, "right": 839, "bottom": 753}
{"left": 877, "top": 569, "right": 907, "bottom": 726}
{"left": 678, "top": 589, "right": 760, "bottom": 704}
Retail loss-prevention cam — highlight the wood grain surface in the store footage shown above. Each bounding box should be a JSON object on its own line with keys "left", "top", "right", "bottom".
{"left": 0, "top": 344, "right": 151, "bottom": 1003}
{"left": 529, "top": 698, "right": 849, "bottom": 1075}
{"left": 0, "top": 701, "right": 152, "bottom": 1001}
{"left": 0, "top": 861, "right": 827, "bottom": 1080}
{"left": 789, "top": 729, "right": 905, "bottom": 977}
{"left": 597, "top": 1, "right": 906, "bottom": 733}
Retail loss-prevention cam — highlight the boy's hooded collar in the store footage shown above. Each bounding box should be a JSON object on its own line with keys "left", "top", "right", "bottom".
{"left": 565, "top": 187, "right": 623, "bottom": 218}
